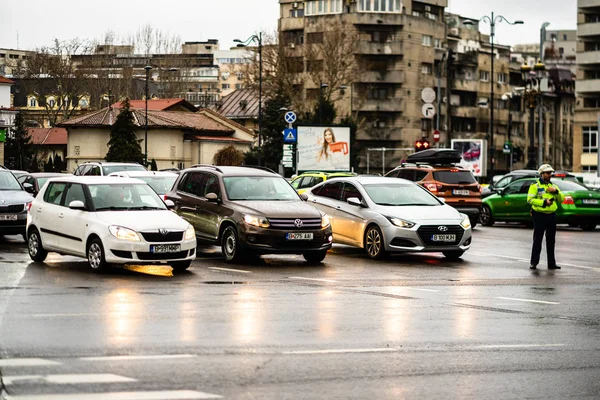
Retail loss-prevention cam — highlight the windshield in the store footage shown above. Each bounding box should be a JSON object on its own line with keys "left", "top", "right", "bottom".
{"left": 433, "top": 171, "right": 477, "bottom": 184}
{"left": 363, "top": 183, "right": 442, "bottom": 206}
{"left": 89, "top": 184, "right": 167, "bottom": 211}
{"left": 554, "top": 180, "right": 590, "bottom": 192}
{"left": 0, "top": 171, "right": 23, "bottom": 191}
{"left": 224, "top": 176, "right": 300, "bottom": 201}
{"left": 137, "top": 176, "right": 177, "bottom": 195}
{"left": 102, "top": 165, "right": 146, "bottom": 175}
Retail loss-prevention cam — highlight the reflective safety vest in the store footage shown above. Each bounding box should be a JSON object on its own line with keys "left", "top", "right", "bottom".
{"left": 527, "top": 179, "right": 565, "bottom": 214}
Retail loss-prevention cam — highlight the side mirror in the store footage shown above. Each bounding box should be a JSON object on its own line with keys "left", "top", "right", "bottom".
{"left": 205, "top": 193, "right": 220, "bottom": 203}
{"left": 347, "top": 197, "right": 363, "bottom": 207}
{"left": 299, "top": 193, "right": 308, "bottom": 201}
{"left": 164, "top": 199, "right": 176, "bottom": 209}
{"left": 68, "top": 200, "right": 86, "bottom": 210}
{"left": 23, "top": 183, "right": 35, "bottom": 194}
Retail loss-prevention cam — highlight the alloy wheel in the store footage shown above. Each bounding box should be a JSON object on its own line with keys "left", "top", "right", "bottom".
{"left": 88, "top": 243, "right": 102, "bottom": 269}
{"left": 29, "top": 233, "right": 39, "bottom": 257}
{"left": 366, "top": 227, "right": 382, "bottom": 258}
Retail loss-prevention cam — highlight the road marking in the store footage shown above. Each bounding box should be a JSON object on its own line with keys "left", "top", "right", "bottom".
{"left": 0, "top": 358, "right": 60, "bottom": 367}
{"left": 80, "top": 354, "right": 197, "bottom": 362}
{"left": 288, "top": 277, "right": 338, "bottom": 283}
{"left": 208, "top": 267, "right": 251, "bottom": 274}
{"left": 3, "top": 374, "right": 135, "bottom": 385}
{"left": 398, "top": 287, "right": 439, "bottom": 293}
{"left": 474, "top": 344, "right": 564, "bottom": 349}
{"left": 282, "top": 348, "right": 397, "bottom": 355}
{"left": 496, "top": 296, "right": 560, "bottom": 305}
{"left": 471, "top": 252, "right": 600, "bottom": 272}
{"left": 7, "top": 391, "right": 222, "bottom": 400}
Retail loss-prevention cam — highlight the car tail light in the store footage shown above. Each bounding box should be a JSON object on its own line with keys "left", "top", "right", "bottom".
{"left": 425, "top": 183, "right": 441, "bottom": 193}
{"left": 554, "top": 173, "right": 567, "bottom": 178}
{"left": 477, "top": 184, "right": 482, "bottom": 193}
{"left": 563, "top": 195, "right": 574, "bottom": 205}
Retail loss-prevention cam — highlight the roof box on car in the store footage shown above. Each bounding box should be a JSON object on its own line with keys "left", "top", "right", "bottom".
{"left": 406, "top": 149, "right": 462, "bottom": 165}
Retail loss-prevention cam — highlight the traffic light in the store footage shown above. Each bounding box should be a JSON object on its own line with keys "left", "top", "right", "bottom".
{"left": 414, "top": 139, "right": 431, "bottom": 152}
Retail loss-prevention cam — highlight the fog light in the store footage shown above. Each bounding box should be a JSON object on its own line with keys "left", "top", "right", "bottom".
{"left": 327, "top": 235, "right": 333, "bottom": 243}
{"left": 247, "top": 235, "right": 256, "bottom": 243}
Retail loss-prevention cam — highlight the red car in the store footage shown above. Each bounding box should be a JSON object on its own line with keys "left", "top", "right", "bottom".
{"left": 463, "top": 147, "right": 481, "bottom": 161}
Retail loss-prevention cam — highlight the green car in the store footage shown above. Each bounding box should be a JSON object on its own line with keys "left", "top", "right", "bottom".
{"left": 480, "top": 178, "right": 600, "bottom": 231}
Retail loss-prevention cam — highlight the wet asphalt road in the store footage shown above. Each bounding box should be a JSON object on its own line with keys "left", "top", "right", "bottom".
{"left": 0, "top": 225, "right": 599, "bottom": 399}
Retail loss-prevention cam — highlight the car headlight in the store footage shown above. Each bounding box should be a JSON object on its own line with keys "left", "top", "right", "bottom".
{"left": 460, "top": 214, "right": 471, "bottom": 229}
{"left": 108, "top": 225, "right": 141, "bottom": 241}
{"left": 184, "top": 225, "right": 195, "bottom": 240}
{"left": 243, "top": 214, "right": 270, "bottom": 228}
{"left": 388, "top": 217, "right": 416, "bottom": 229}
{"left": 321, "top": 214, "right": 331, "bottom": 228}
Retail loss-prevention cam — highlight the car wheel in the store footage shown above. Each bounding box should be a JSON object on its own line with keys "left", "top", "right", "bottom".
{"left": 170, "top": 260, "right": 192, "bottom": 273}
{"left": 443, "top": 250, "right": 465, "bottom": 260}
{"left": 480, "top": 205, "right": 494, "bottom": 226}
{"left": 87, "top": 238, "right": 109, "bottom": 272}
{"left": 221, "top": 226, "right": 243, "bottom": 262}
{"left": 364, "top": 225, "right": 386, "bottom": 259}
{"left": 581, "top": 223, "right": 597, "bottom": 231}
{"left": 303, "top": 250, "right": 328, "bottom": 264}
{"left": 28, "top": 228, "right": 48, "bottom": 262}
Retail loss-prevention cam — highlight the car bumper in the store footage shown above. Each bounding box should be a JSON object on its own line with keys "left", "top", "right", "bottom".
{"left": 382, "top": 224, "right": 472, "bottom": 253}
{"left": 452, "top": 206, "right": 481, "bottom": 223}
{"left": 238, "top": 224, "right": 333, "bottom": 255}
{"left": 0, "top": 213, "right": 27, "bottom": 235}
{"left": 557, "top": 209, "right": 600, "bottom": 225}
{"left": 104, "top": 238, "right": 197, "bottom": 264}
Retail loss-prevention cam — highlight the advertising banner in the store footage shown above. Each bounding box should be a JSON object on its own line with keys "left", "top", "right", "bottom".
{"left": 451, "top": 139, "right": 487, "bottom": 177}
{"left": 297, "top": 126, "right": 350, "bottom": 171}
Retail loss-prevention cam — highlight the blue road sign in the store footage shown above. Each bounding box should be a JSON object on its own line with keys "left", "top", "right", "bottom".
{"left": 284, "top": 111, "right": 297, "bottom": 124}
{"left": 283, "top": 128, "right": 297, "bottom": 143}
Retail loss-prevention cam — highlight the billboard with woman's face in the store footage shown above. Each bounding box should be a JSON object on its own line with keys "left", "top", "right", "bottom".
{"left": 297, "top": 126, "right": 350, "bottom": 171}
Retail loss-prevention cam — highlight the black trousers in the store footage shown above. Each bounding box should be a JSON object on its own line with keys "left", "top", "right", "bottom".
{"left": 530, "top": 211, "right": 557, "bottom": 267}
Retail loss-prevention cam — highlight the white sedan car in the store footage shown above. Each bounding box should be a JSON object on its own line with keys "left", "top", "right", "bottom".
{"left": 306, "top": 176, "right": 472, "bottom": 259}
{"left": 27, "top": 176, "right": 196, "bottom": 272}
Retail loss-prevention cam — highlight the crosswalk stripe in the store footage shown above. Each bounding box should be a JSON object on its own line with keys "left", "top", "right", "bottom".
{"left": 0, "top": 358, "right": 60, "bottom": 367}
{"left": 3, "top": 374, "right": 136, "bottom": 385}
{"left": 7, "top": 391, "right": 222, "bottom": 400}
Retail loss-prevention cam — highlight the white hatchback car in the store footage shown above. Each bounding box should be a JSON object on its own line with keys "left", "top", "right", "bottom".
{"left": 27, "top": 176, "right": 196, "bottom": 272}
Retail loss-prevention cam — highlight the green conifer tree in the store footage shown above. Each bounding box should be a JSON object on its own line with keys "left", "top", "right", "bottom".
{"left": 105, "top": 99, "right": 144, "bottom": 165}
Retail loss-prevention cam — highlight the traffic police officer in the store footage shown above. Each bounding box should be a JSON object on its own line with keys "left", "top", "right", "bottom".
{"left": 527, "top": 164, "right": 565, "bottom": 270}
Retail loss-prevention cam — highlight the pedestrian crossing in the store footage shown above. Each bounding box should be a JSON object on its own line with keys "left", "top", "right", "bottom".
{"left": 0, "top": 357, "right": 223, "bottom": 400}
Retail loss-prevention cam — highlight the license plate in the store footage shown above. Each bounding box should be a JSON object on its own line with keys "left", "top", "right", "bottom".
{"left": 0, "top": 214, "right": 18, "bottom": 221}
{"left": 431, "top": 234, "right": 456, "bottom": 242}
{"left": 583, "top": 199, "right": 599, "bottom": 205}
{"left": 150, "top": 244, "right": 181, "bottom": 253}
{"left": 453, "top": 190, "right": 470, "bottom": 196}
{"left": 286, "top": 233, "right": 314, "bottom": 241}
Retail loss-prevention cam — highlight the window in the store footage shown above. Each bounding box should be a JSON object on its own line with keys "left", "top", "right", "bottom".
{"left": 305, "top": 0, "right": 342, "bottom": 15}
{"left": 358, "top": 0, "right": 401, "bottom": 12}
{"left": 480, "top": 71, "right": 490, "bottom": 82}
{"left": 415, "top": 170, "right": 429, "bottom": 181}
{"left": 64, "top": 184, "right": 87, "bottom": 207}
{"left": 422, "top": 35, "right": 432, "bottom": 47}
{"left": 412, "top": 10, "right": 421, "bottom": 17}
{"left": 367, "top": 87, "right": 389, "bottom": 99}
{"left": 341, "top": 183, "right": 363, "bottom": 202}
{"left": 29, "top": 97, "right": 37, "bottom": 107}
{"left": 371, "top": 31, "right": 390, "bottom": 43}
{"left": 235, "top": 84, "right": 243, "bottom": 90}
{"left": 434, "top": 38, "right": 443, "bottom": 49}
{"left": 48, "top": 98, "right": 56, "bottom": 108}
{"left": 583, "top": 126, "right": 598, "bottom": 153}
{"left": 181, "top": 172, "right": 205, "bottom": 197}
{"left": 421, "top": 63, "right": 433, "bottom": 75}
{"left": 222, "top": 84, "right": 230, "bottom": 90}
{"left": 44, "top": 183, "right": 67, "bottom": 206}
{"left": 306, "top": 32, "right": 324, "bottom": 44}
{"left": 497, "top": 73, "right": 506, "bottom": 84}
{"left": 86, "top": 166, "right": 101, "bottom": 176}
{"left": 397, "top": 170, "right": 415, "bottom": 181}
{"left": 314, "top": 182, "right": 343, "bottom": 200}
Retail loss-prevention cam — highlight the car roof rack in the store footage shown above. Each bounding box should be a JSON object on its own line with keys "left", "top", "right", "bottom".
{"left": 191, "top": 164, "right": 223, "bottom": 173}
{"left": 406, "top": 149, "right": 462, "bottom": 166}
{"left": 239, "top": 165, "right": 277, "bottom": 174}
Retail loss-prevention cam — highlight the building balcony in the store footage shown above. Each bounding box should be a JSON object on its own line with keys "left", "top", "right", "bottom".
{"left": 579, "top": 0, "right": 600, "bottom": 9}
{"left": 577, "top": 79, "right": 600, "bottom": 93}
{"left": 578, "top": 23, "right": 600, "bottom": 37}
{"left": 355, "top": 98, "right": 404, "bottom": 112}
{"left": 452, "top": 79, "right": 479, "bottom": 92}
{"left": 358, "top": 70, "right": 405, "bottom": 83}
{"left": 451, "top": 106, "right": 479, "bottom": 119}
{"left": 348, "top": 13, "right": 405, "bottom": 26}
{"left": 279, "top": 17, "right": 305, "bottom": 31}
{"left": 356, "top": 41, "right": 403, "bottom": 56}
{"left": 577, "top": 50, "right": 600, "bottom": 65}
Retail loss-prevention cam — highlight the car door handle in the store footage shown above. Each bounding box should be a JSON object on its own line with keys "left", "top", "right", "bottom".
{"left": 36, "top": 208, "right": 42, "bottom": 213}
{"left": 58, "top": 213, "right": 64, "bottom": 218}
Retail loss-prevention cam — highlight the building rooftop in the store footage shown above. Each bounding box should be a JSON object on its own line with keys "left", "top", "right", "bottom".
{"left": 211, "top": 89, "right": 261, "bottom": 120}
{"left": 28, "top": 128, "right": 68, "bottom": 145}
{"left": 111, "top": 98, "right": 198, "bottom": 112}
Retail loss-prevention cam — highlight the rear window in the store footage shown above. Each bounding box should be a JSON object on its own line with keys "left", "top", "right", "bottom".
{"left": 554, "top": 180, "right": 589, "bottom": 192}
{"left": 432, "top": 171, "right": 476, "bottom": 184}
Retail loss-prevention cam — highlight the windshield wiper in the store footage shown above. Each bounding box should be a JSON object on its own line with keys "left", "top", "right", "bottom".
{"left": 95, "top": 206, "right": 130, "bottom": 211}
{"left": 127, "top": 206, "right": 164, "bottom": 210}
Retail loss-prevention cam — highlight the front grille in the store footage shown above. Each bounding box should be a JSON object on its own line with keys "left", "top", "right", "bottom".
{"left": 141, "top": 231, "right": 184, "bottom": 243}
{"left": 136, "top": 250, "right": 191, "bottom": 261}
{"left": 111, "top": 250, "right": 133, "bottom": 259}
{"left": 390, "top": 238, "right": 417, "bottom": 247}
{"left": 0, "top": 204, "right": 24, "bottom": 213}
{"left": 269, "top": 218, "right": 322, "bottom": 230}
{"left": 417, "top": 225, "right": 464, "bottom": 246}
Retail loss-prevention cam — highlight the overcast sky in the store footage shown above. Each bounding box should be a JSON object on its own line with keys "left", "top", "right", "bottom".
{"left": 1, "top": 0, "right": 577, "bottom": 52}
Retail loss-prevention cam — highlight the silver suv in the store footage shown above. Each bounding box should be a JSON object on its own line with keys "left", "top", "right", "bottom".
{"left": 0, "top": 166, "right": 34, "bottom": 238}
{"left": 74, "top": 162, "right": 146, "bottom": 176}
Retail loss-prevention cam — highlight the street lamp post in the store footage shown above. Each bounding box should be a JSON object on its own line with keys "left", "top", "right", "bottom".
{"left": 144, "top": 65, "right": 152, "bottom": 167}
{"left": 464, "top": 14, "right": 523, "bottom": 179}
{"left": 234, "top": 33, "right": 263, "bottom": 166}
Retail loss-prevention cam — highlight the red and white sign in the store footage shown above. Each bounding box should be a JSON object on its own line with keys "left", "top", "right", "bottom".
{"left": 433, "top": 130, "right": 440, "bottom": 142}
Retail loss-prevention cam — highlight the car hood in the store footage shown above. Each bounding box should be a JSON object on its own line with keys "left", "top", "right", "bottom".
{"left": 94, "top": 210, "right": 189, "bottom": 231}
{"left": 372, "top": 204, "right": 464, "bottom": 223}
{"left": 0, "top": 190, "right": 34, "bottom": 205}
{"left": 233, "top": 200, "right": 323, "bottom": 219}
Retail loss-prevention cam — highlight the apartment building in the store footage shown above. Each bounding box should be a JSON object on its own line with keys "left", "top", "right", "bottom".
{"left": 278, "top": 0, "right": 447, "bottom": 170}
{"left": 575, "top": 0, "right": 600, "bottom": 172}
{"left": 214, "top": 48, "right": 249, "bottom": 97}
{"left": 512, "top": 30, "right": 577, "bottom": 74}
{"left": 0, "top": 48, "right": 34, "bottom": 76}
